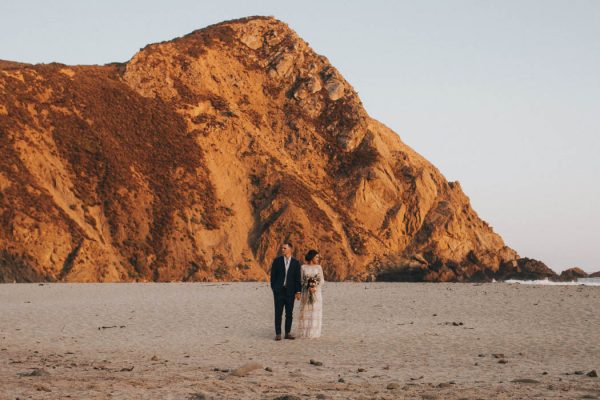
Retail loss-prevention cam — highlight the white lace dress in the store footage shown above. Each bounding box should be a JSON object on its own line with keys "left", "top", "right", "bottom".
{"left": 296, "top": 264, "right": 324, "bottom": 338}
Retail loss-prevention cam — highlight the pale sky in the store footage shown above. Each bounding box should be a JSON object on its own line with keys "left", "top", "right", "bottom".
{"left": 2, "top": 1, "right": 599, "bottom": 273}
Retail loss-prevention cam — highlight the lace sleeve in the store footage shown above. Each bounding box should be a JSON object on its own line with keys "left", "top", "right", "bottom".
{"left": 319, "top": 265, "right": 325, "bottom": 286}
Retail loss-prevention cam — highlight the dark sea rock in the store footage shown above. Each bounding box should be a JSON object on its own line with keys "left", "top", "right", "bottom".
{"left": 556, "top": 267, "right": 588, "bottom": 281}
{"left": 497, "top": 258, "right": 558, "bottom": 281}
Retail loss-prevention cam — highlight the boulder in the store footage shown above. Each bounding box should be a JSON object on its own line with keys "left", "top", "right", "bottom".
{"left": 497, "top": 258, "right": 558, "bottom": 281}
{"left": 324, "top": 79, "right": 344, "bottom": 101}
{"left": 556, "top": 267, "right": 588, "bottom": 282}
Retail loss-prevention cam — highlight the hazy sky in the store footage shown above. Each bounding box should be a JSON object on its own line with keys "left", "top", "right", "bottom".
{"left": 1, "top": 1, "right": 599, "bottom": 273}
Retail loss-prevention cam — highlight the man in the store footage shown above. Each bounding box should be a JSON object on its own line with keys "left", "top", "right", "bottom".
{"left": 270, "top": 242, "right": 302, "bottom": 341}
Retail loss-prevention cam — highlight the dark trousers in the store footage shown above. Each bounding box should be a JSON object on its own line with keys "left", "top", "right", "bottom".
{"left": 273, "top": 289, "right": 295, "bottom": 335}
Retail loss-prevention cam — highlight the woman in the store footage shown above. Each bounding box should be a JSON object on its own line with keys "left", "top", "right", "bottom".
{"left": 296, "top": 249, "right": 325, "bottom": 338}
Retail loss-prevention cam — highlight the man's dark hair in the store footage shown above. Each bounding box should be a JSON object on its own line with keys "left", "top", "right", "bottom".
{"left": 284, "top": 241, "right": 293, "bottom": 248}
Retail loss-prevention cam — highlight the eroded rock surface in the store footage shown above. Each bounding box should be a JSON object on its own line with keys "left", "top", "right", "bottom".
{"left": 0, "top": 17, "right": 538, "bottom": 282}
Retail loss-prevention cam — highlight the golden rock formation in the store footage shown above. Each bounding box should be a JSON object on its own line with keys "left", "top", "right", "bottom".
{"left": 0, "top": 17, "right": 548, "bottom": 282}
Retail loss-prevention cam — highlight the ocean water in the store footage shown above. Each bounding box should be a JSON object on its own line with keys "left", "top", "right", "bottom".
{"left": 503, "top": 277, "right": 600, "bottom": 286}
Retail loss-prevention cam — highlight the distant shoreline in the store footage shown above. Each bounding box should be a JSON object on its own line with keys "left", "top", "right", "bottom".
{"left": 2, "top": 278, "right": 600, "bottom": 285}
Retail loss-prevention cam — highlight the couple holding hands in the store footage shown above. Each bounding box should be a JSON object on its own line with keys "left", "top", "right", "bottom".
{"left": 269, "top": 242, "right": 324, "bottom": 340}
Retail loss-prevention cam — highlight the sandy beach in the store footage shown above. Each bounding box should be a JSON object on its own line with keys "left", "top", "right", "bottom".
{"left": 1, "top": 282, "right": 599, "bottom": 399}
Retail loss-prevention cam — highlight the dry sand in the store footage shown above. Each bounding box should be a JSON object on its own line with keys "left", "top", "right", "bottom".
{"left": 1, "top": 282, "right": 599, "bottom": 399}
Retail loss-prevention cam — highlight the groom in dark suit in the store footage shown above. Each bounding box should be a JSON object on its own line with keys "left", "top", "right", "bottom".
{"left": 270, "top": 242, "right": 302, "bottom": 341}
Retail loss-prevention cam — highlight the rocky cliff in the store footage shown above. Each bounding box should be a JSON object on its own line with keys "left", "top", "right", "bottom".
{"left": 0, "top": 16, "right": 544, "bottom": 282}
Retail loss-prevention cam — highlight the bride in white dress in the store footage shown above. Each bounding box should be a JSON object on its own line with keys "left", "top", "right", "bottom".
{"left": 296, "top": 250, "right": 324, "bottom": 338}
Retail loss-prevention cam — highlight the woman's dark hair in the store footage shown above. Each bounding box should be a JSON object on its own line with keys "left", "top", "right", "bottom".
{"left": 305, "top": 249, "right": 319, "bottom": 262}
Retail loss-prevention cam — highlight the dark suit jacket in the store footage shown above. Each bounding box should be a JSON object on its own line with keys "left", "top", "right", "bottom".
{"left": 270, "top": 256, "right": 302, "bottom": 296}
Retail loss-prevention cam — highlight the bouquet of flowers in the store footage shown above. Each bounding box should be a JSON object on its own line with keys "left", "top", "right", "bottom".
{"left": 302, "top": 273, "right": 321, "bottom": 304}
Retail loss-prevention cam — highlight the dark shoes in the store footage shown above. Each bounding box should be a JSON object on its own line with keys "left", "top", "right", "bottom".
{"left": 275, "top": 333, "right": 295, "bottom": 340}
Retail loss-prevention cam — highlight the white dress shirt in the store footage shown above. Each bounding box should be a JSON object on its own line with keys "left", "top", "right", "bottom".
{"left": 283, "top": 256, "right": 291, "bottom": 287}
